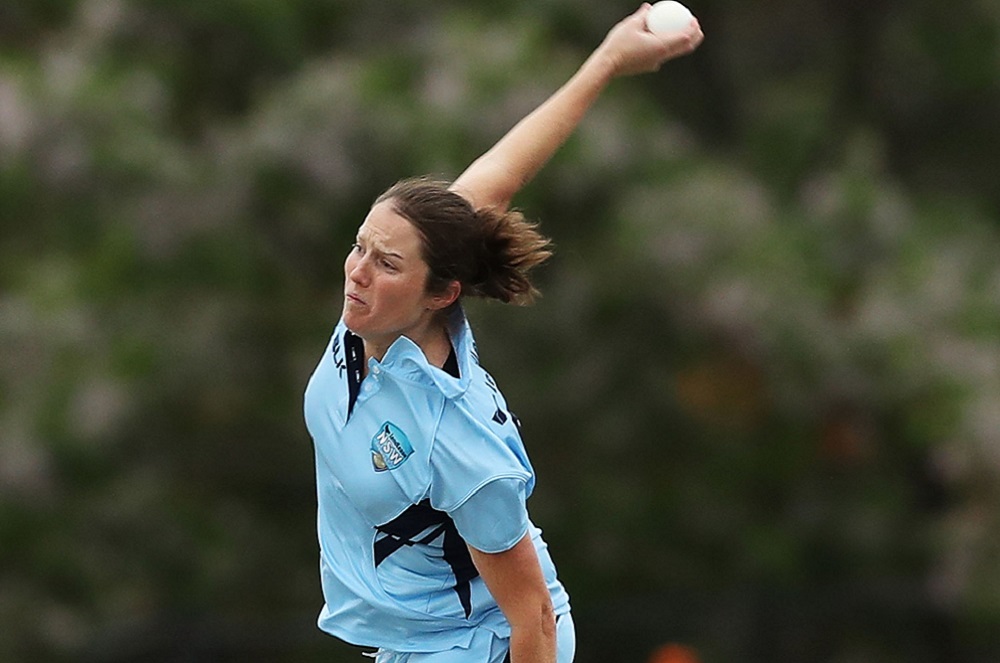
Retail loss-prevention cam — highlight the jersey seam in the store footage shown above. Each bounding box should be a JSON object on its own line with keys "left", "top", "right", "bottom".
{"left": 446, "top": 473, "right": 531, "bottom": 513}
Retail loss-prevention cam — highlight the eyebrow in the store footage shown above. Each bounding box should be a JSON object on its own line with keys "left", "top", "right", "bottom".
{"left": 378, "top": 248, "right": 405, "bottom": 261}
{"left": 356, "top": 233, "right": 406, "bottom": 261}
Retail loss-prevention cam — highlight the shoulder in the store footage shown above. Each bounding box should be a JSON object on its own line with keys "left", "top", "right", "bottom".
{"left": 453, "top": 359, "right": 516, "bottom": 428}
{"left": 429, "top": 369, "right": 534, "bottom": 512}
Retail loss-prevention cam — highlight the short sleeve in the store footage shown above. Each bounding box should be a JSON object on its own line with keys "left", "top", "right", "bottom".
{"left": 427, "top": 400, "right": 533, "bottom": 513}
{"left": 450, "top": 477, "right": 529, "bottom": 554}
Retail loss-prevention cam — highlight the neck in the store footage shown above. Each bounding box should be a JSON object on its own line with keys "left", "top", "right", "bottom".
{"left": 364, "top": 322, "right": 451, "bottom": 370}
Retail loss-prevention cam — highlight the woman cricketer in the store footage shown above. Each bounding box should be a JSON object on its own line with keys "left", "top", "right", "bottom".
{"left": 303, "top": 6, "right": 704, "bottom": 662}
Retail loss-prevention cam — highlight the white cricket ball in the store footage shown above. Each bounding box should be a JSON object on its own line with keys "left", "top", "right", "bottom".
{"left": 645, "top": 1, "right": 694, "bottom": 36}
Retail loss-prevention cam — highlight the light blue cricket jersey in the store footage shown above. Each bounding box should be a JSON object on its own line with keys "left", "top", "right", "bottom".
{"left": 303, "top": 307, "right": 570, "bottom": 653}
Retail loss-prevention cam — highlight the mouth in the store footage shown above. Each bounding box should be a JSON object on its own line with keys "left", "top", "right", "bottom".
{"left": 345, "top": 293, "right": 367, "bottom": 306}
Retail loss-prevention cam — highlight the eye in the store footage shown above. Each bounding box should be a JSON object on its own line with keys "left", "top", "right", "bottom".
{"left": 380, "top": 258, "right": 398, "bottom": 272}
{"left": 350, "top": 242, "right": 364, "bottom": 255}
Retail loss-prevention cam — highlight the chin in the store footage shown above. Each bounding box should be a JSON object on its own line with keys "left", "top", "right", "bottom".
{"left": 342, "top": 316, "right": 363, "bottom": 336}
{"left": 343, "top": 316, "right": 378, "bottom": 343}
{"left": 342, "top": 308, "right": 362, "bottom": 333}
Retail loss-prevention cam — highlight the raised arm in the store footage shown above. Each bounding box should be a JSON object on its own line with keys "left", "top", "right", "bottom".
{"left": 450, "top": 3, "right": 703, "bottom": 211}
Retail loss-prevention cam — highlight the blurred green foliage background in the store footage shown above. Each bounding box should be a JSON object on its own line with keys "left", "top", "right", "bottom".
{"left": 2, "top": 1, "right": 999, "bottom": 661}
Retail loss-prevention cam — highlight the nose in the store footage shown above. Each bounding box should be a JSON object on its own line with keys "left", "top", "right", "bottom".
{"left": 346, "top": 253, "right": 370, "bottom": 286}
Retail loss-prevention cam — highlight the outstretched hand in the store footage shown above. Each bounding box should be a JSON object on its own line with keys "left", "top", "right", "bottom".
{"left": 597, "top": 3, "right": 704, "bottom": 77}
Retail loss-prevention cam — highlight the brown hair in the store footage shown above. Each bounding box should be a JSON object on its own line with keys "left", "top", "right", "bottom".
{"left": 375, "top": 177, "right": 553, "bottom": 305}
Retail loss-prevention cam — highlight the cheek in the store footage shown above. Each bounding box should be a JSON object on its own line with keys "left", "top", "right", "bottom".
{"left": 382, "top": 279, "right": 430, "bottom": 315}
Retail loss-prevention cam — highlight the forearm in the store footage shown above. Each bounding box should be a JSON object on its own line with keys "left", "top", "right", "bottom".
{"left": 451, "top": 5, "right": 703, "bottom": 212}
{"left": 508, "top": 611, "right": 558, "bottom": 663}
{"left": 452, "top": 51, "right": 617, "bottom": 210}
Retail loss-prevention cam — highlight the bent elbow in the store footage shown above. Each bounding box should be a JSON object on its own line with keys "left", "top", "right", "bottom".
{"left": 538, "top": 599, "right": 557, "bottom": 639}
{"left": 511, "top": 596, "right": 556, "bottom": 636}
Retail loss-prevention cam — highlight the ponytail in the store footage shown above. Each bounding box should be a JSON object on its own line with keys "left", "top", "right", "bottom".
{"left": 465, "top": 206, "right": 552, "bottom": 305}
{"left": 376, "top": 177, "right": 553, "bottom": 305}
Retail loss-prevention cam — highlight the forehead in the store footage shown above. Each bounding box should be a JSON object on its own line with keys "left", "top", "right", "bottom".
{"left": 357, "top": 201, "right": 423, "bottom": 257}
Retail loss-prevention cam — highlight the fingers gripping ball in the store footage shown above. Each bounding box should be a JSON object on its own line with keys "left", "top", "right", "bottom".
{"left": 645, "top": 1, "right": 694, "bottom": 35}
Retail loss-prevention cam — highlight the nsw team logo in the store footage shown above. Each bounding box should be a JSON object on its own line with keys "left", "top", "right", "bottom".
{"left": 371, "top": 422, "right": 413, "bottom": 472}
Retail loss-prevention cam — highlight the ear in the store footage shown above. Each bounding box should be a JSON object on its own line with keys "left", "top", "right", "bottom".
{"left": 427, "top": 280, "right": 461, "bottom": 311}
